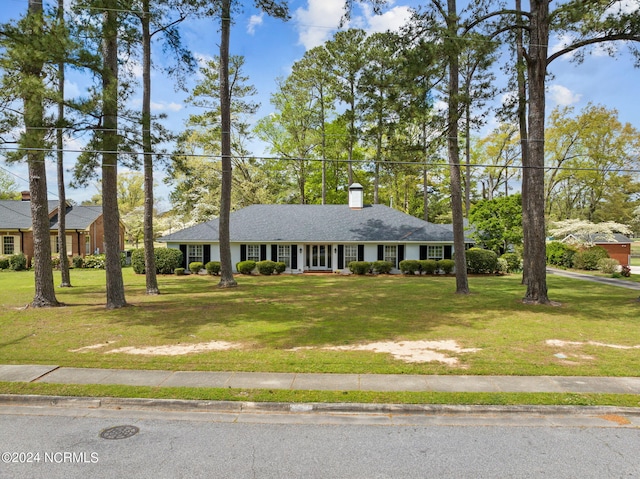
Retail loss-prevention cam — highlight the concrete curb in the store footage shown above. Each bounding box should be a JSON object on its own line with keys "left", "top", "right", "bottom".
{"left": 2, "top": 394, "right": 640, "bottom": 417}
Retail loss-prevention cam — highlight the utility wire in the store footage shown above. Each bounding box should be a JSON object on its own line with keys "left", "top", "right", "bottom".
{"left": 2, "top": 145, "right": 639, "bottom": 174}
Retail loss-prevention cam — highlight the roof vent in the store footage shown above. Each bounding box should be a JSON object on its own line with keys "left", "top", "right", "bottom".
{"left": 348, "top": 183, "right": 364, "bottom": 209}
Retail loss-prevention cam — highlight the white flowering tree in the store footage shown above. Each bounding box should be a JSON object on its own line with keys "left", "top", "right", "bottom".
{"left": 549, "top": 219, "right": 632, "bottom": 246}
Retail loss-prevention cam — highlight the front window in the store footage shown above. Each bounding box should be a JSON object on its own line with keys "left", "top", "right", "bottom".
{"left": 428, "top": 245, "right": 444, "bottom": 260}
{"left": 344, "top": 245, "right": 358, "bottom": 265}
{"left": 278, "top": 245, "right": 291, "bottom": 268}
{"left": 247, "top": 244, "right": 260, "bottom": 262}
{"left": 3, "top": 236, "right": 15, "bottom": 255}
{"left": 384, "top": 245, "right": 397, "bottom": 267}
{"left": 187, "top": 244, "right": 203, "bottom": 264}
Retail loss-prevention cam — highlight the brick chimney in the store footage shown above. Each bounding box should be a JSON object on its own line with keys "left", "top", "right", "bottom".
{"left": 348, "top": 183, "right": 363, "bottom": 209}
{"left": 21, "top": 191, "right": 30, "bottom": 201}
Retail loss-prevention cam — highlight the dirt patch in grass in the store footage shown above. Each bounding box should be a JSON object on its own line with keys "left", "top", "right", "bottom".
{"left": 293, "top": 340, "right": 480, "bottom": 365}
{"left": 70, "top": 340, "right": 244, "bottom": 356}
{"left": 71, "top": 339, "right": 480, "bottom": 364}
{"left": 546, "top": 339, "right": 640, "bottom": 350}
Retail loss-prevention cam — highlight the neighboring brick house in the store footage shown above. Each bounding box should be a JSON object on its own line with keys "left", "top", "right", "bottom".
{"left": 561, "top": 233, "right": 632, "bottom": 267}
{"left": 158, "top": 183, "right": 473, "bottom": 273}
{"left": 0, "top": 192, "right": 125, "bottom": 265}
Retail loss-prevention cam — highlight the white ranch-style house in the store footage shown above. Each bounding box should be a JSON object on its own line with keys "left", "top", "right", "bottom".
{"left": 158, "top": 184, "right": 472, "bottom": 273}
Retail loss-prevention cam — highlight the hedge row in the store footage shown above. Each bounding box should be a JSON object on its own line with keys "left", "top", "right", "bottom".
{"left": 131, "top": 248, "right": 183, "bottom": 274}
{"left": 236, "top": 260, "right": 287, "bottom": 275}
{"left": 398, "top": 259, "right": 455, "bottom": 275}
{"left": 546, "top": 241, "right": 611, "bottom": 271}
{"left": 0, "top": 253, "right": 27, "bottom": 271}
{"left": 347, "top": 260, "right": 394, "bottom": 275}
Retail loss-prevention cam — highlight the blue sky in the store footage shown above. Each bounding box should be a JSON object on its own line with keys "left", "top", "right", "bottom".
{"left": 1, "top": 0, "right": 639, "bottom": 209}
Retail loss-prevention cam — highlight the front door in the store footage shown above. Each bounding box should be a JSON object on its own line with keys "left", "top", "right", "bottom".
{"left": 306, "top": 244, "right": 332, "bottom": 270}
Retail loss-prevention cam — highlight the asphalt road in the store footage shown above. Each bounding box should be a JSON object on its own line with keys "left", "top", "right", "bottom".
{"left": 1, "top": 404, "right": 639, "bottom": 478}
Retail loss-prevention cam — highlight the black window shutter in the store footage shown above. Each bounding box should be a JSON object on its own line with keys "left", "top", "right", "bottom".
{"left": 260, "top": 244, "right": 267, "bottom": 261}
{"left": 203, "top": 245, "right": 211, "bottom": 264}
{"left": 179, "top": 244, "right": 187, "bottom": 268}
{"left": 291, "top": 244, "right": 297, "bottom": 269}
{"left": 444, "top": 245, "right": 453, "bottom": 259}
{"left": 337, "top": 245, "right": 344, "bottom": 269}
{"left": 271, "top": 245, "right": 278, "bottom": 261}
{"left": 398, "top": 245, "right": 405, "bottom": 263}
{"left": 357, "top": 244, "right": 364, "bottom": 261}
{"left": 377, "top": 245, "right": 384, "bottom": 261}
{"left": 240, "top": 244, "right": 247, "bottom": 261}
{"left": 420, "top": 245, "right": 428, "bottom": 260}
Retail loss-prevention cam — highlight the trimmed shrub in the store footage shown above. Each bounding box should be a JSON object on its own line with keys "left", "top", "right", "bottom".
{"left": 348, "top": 261, "right": 371, "bottom": 275}
{"left": 496, "top": 257, "right": 508, "bottom": 274}
{"left": 597, "top": 257, "right": 620, "bottom": 274}
{"left": 372, "top": 260, "right": 393, "bottom": 274}
{"left": 9, "top": 253, "right": 27, "bottom": 271}
{"left": 131, "top": 248, "right": 145, "bottom": 274}
{"left": 175, "top": 268, "right": 185, "bottom": 276}
{"left": 236, "top": 260, "right": 256, "bottom": 275}
{"left": 256, "top": 260, "right": 276, "bottom": 275}
{"left": 274, "top": 262, "right": 287, "bottom": 274}
{"left": 0, "top": 256, "right": 9, "bottom": 269}
{"left": 419, "top": 259, "right": 438, "bottom": 274}
{"left": 205, "top": 261, "right": 221, "bottom": 275}
{"left": 466, "top": 247, "right": 498, "bottom": 274}
{"left": 399, "top": 259, "right": 420, "bottom": 275}
{"left": 189, "top": 261, "right": 203, "bottom": 274}
{"left": 437, "top": 259, "right": 455, "bottom": 274}
{"left": 156, "top": 248, "right": 183, "bottom": 274}
{"left": 546, "top": 241, "right": 576, "bottom": 268}
{"left": 500, "top": 252, "right": 522, "bottom": 273}
{"left": 72, "top": 255, "right": 84, "bottom": 269}
{"left": 132, "top": 247, "right": 183, "bottom": 274}
{"left": 573, "top": 245, "right": 609, "bottom": 271}
{"left": 83, "top": 254, "right": 106, "bottom": 269}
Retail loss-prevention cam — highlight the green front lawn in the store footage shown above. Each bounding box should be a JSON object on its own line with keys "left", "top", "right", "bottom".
{"left": 1, "top": 268, "right": 639, "bottom": 378}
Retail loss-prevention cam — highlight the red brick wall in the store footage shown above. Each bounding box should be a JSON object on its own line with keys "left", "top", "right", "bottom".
{"left": 598, "top": 243, "right": 631, "bottom": 267}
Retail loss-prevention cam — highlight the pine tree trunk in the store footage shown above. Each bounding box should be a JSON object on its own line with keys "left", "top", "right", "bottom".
{"left": 217, "top": 0, "right": 237, "bottom": 289}
{"left": 102, "top": 2, "right": 127, "bottom": 308}
{"left": 446, "top": 0, "right": 469, "bottom": 295}
{"left": 56, "top": 0, "right": 71, "bottom": 288}
{"left": 515, "top": 0, "right": 529, "bottom": 287}
{"left": 522, "top": 0, "right": 550, "bottom": 304}
{"left": 25, "top": 0, "right": 59, "bottom": 307}
{"left": 142, "top": 0, "right": 159, "bottom": 295}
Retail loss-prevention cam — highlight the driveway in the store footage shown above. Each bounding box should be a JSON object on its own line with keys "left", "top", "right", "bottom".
{"left": 546, "top": 267, "right": 640, "bottom": 290}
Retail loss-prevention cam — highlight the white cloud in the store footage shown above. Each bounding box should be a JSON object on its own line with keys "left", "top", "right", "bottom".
{"left": 293, "top": 0, "right": 346, "bottom": 49}
{"left": 548, "top": 84, "right": 582, "bottom": 106}
{"left": 247, "top": 13, "right": 264, "bottom": 35}
{"left": 549, "top": 33, "right": 575, "bottom": 58}
{"left": 293, "top": 0, "right": 414, "bottom": 50}
{"left": 151, "top": 101, "right": 182, "bottom": 112}
{"left": 64, "top": 80, "right": 81, "bottom": 99}
{"left": 361, "top": 4, "right": 413, "bottom": 34}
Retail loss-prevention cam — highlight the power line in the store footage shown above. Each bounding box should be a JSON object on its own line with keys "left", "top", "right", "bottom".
{"left": 2, "top": 145, "right": 639, "bottom": 174}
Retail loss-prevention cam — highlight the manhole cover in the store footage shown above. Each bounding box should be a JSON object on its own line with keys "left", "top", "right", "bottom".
{"left": 99, "top": 425, "right": 139, "bottom": 440}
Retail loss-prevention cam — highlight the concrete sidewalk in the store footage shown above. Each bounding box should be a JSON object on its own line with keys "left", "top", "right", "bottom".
{"left": 2, "top": 364, "right": 640, "bottom": 395}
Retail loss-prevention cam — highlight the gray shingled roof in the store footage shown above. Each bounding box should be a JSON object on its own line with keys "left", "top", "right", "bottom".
{"left": 49, "top": 205, "right": 103, "bottom": 230}
{"left": 159, "top": 204, "right": 464, "bottom": 243}
{"left": 0, "top": 200, "right": 102, "bottom": 231}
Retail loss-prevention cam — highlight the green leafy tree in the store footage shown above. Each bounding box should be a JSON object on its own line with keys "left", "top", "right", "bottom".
{"left": 545, "top": 104, "right": 640, "bottom": 221}
{"left": 469, "top": 193, "right": 523, "bottom": 255}
{"left": 0, "top": 169, "right": 21, "bottom": 199}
